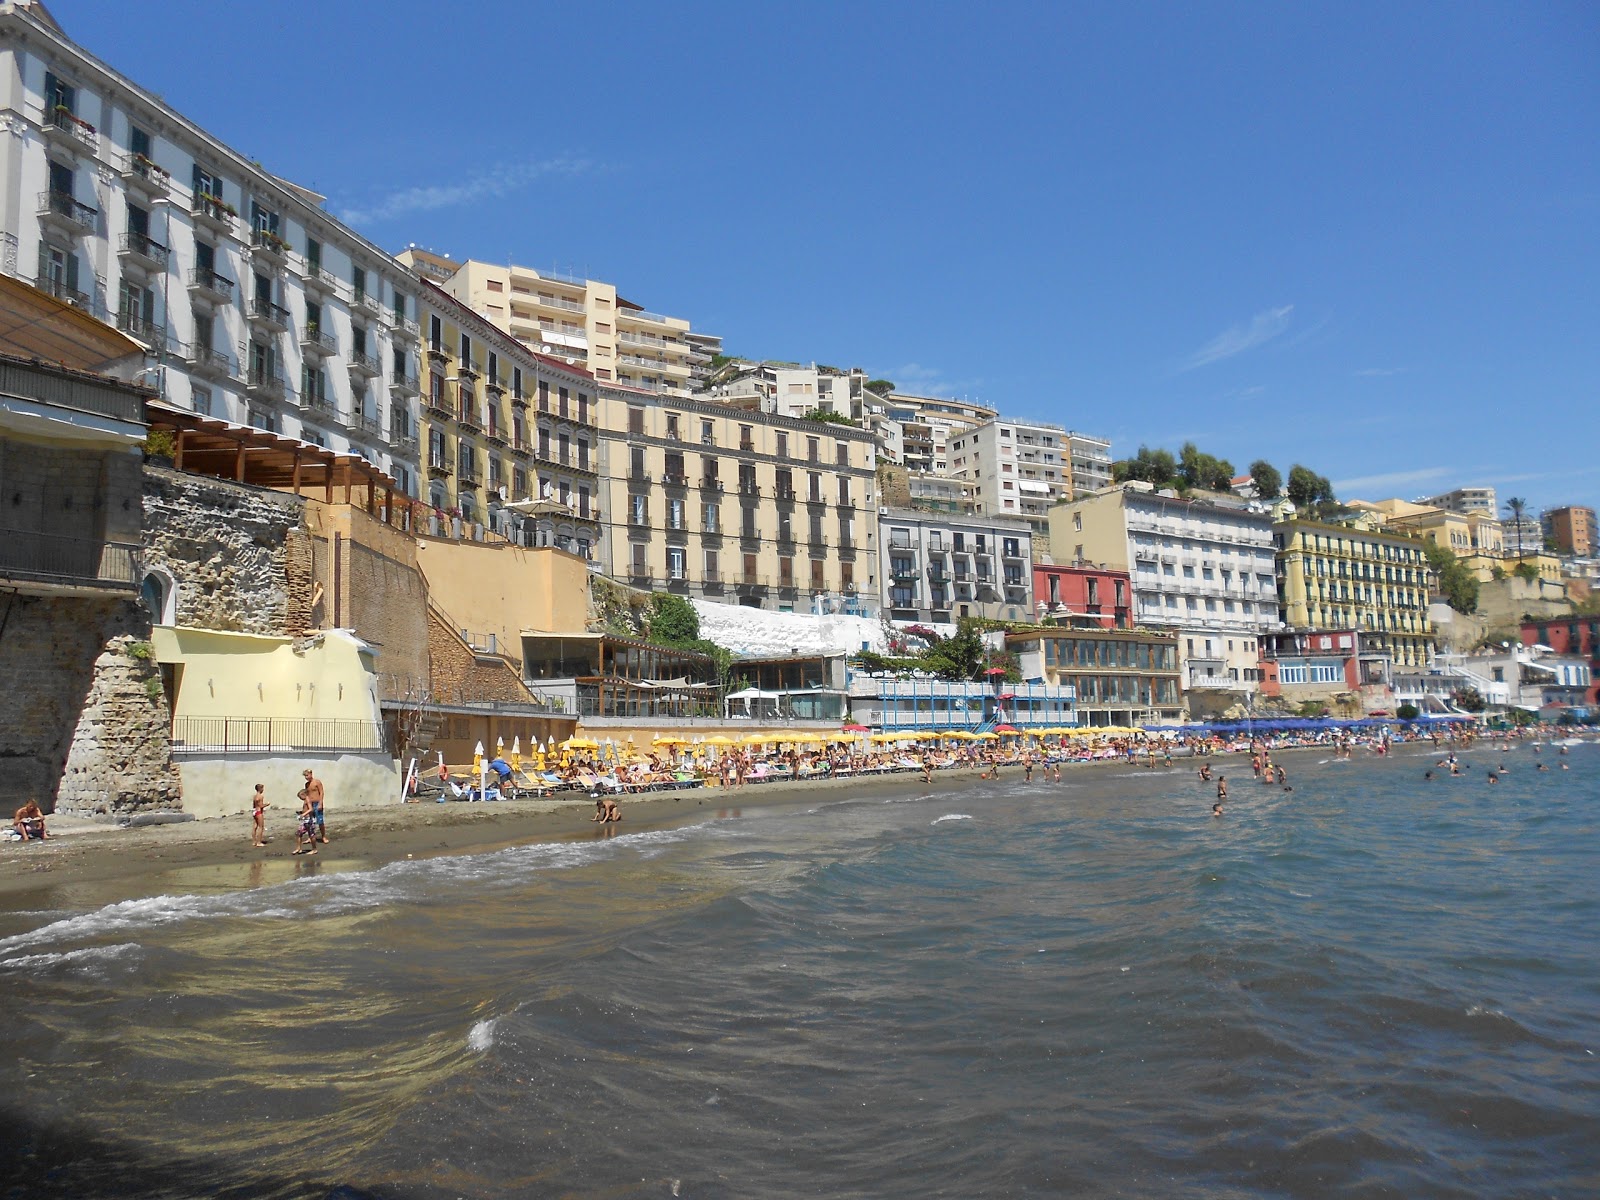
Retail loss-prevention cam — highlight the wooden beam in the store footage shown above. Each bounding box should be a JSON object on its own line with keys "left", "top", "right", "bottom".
{"left": 292, "top": 448, "right": 302, "bottom": 495}
{"left": 234, "top": 437, "right": 246, "bottom": 481}
{"left": 173, "top": 428, "right": 185, "bottom": 470}
{"left": 386, "top": 487, "right": 396, "bottom": 526}
{"left": 344, "top": 462, "right": 353, "bottom": 505}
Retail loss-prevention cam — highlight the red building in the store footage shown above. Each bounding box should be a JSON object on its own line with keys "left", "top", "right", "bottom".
{"left": 1032, "top": 564, "right": 1132, "bottom": 629}
{"left": 1521, "top": 616, "right": 1600, "bottom": 703}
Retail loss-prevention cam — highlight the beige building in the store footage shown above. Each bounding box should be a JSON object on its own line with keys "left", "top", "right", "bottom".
{"left": 880, "top": 392, "right": 996, "bottom": 474}
{"left": 595, "top": 388, "right": 879, "bottom": 615}
{"left": 416, "top": 283, "right": 601, "bottom": 558}
{"left": 949, "top": 418, "right": 1076, "bottom": 535}
{"left": 398, "top": 249, "right": 718, "bottom": 396}
{"left": 1349, "top": 496, "right": 1506, "bottom": 581}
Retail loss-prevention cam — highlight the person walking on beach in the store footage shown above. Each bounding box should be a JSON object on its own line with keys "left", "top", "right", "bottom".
{"left": 293, "top": 788, "right": 318, "bottom": 855}
{"left": 251, "top": 783, "right": 267, "bottom": 847}
{"left": 303, "top": 769, "right": 327, "bottom": 843}
{"left": 1023, "top": 753, "right": 1035, "bottom": 783}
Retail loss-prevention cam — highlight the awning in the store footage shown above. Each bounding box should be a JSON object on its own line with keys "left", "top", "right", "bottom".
{"left": 1017, "top": 479, "right": 1051, "bottom": 494}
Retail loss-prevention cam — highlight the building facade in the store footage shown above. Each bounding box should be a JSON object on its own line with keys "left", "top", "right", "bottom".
{"left": 948, "top": 417, "right": 1073, "bottom": 533}
{"left": 880, "top": 392, "right": 996, "bottom": 474}
{"left": 879, "top": 506, "right": 1034, "bottom": 624}
{"left": 1066, "top": 432, "right": 1114, "bottom": 497}
{"left": 1007, "top": 628, "right": 1183, "bottom": 727}
{"left": 1032, "top": 562, "right": 1132, "bottom": 628}
{"left": 1520, "top": 615, "right": 1600, "bottom": 704}
{"left": 1420, "top": 486, "right": 1497, "bottom": 516}
{"left": 400, "top": 249, "right": 718, "bottom": 396}
{"left": 595, "top": 389, "right": 879, "bottom": 614}
{"left": 1274, "top": 510, "right": 1434, "bottom": 668}
{"left": 0, "top": 3, "right": 423, "bottom": 493}
{"left": 1259, "top": 628, "right": 1393, "bottom": 715}
{"left": 416, "top": 284, "right": 601, "bottom": 557}
{"left": 1048, "top": 483, "right": 1279, "bottom": 696}
{"left": 1544, "top": 505, "right": 1596, "bottom": 558}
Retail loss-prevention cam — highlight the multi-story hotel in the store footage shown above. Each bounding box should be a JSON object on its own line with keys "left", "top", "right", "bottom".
{"left": 1273, "top": 508, "right": 1434, "bottom": 668}
{"left": 879, "top": 507, "right": 1034, "bottom": 624}
{"left": 415, "top": 283, "right": 601, "bottom": 557}
{"left": 398, "top": 249, "right": 719, "bottom": 396}
{"left": 1007, "top": 627, "right": 1183, "bottom": 727}
{"left": 880, "top": 392, "right": 996, "bottom": 474}
{"left": 1348, "top": 496, "right": 1505, "bottom": 581}
{"left": 1049, "top": 482, "right": 1279, "bottom": 696}
{"left": 947, "top": 417, "right": 1077, "bottom": 534}
{"left": 1420, "top": 485, "right": 1497, "bottom": 516}
{"left": 594, "top": 390, "right": 879, "bottom": 614}
{"left": 1065, "top": 431, "right": 1114, "bottom": 497}
{"left": 0, "top": 2, "right": 422, "bottom": 493}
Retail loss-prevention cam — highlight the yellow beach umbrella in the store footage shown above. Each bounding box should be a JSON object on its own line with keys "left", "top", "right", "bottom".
{"left": 740, "top": 733, "right": 771, "bottom": 746}
{"left": 472, "top": 740, "right": 485, "bottom": 778}
{"left": 702, "top": 734, "right": 736, "bottom": 747}
{"left": 533, "top": 739, "right": 546, "bottom": 772}
{"left": 653, "top": 734, "right": 689, "bottom": 747}
{"left": 510, "top": 735, "right": 522, "bottom": 775}
{"left": 561, "top": 736, "right": 600, "bottom": 751}
{"left": 975, "top": 731, "right": 999, "bottom": 741}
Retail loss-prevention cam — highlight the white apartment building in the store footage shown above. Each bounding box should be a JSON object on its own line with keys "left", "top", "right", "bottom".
{"left": 1420, "top": 486, "right": 1497, "bottom": 516}
{"left": 947, "top": 417, "right": 1073, "bottom": 534}
{"left": 399, "top": 249, "right": 719, "bottom": 397}
{"left": 880, "top": 507, "right": 1034, "bottom": 625}
{"left": 703, "top": 360, "right": 860, "bottom": 419}
{"left": 0, "top": 2, "right": 423, "bottom": 493}
{"left": 881, "top": 393, "right": 996, "bottom": 474}
{"left": 1050, "top": 482, "right": 1281, "bottom": 698}
{"left": 1066, "top": 431, "right": 1113, "bottom": 496}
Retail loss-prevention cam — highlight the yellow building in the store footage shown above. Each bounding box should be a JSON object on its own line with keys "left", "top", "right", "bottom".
{"left": 1273, "top": 511, "right": 1434, "bottom": 667}
{"left": 399, "top": 249, "right": 718, "bottom": 396}
{"left": 596, "top": 387, "right": 880, "bottom": 614}
{"left": 417, "top": 283, "right": 601, "bottom": 557}
{"left": 1350, "top": 497, "right": 1505, "bottom": 581}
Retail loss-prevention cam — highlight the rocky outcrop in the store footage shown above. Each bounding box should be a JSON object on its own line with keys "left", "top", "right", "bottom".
{"left": 56, "top": 633, "right": 182, "bottom": 816}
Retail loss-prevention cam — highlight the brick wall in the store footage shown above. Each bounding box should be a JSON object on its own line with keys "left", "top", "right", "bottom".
{"left": 427, "top": 605, "right": 534, "bottom": 704}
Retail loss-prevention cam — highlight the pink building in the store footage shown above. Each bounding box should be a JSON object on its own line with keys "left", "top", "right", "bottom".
{"left": 1032, "top": 564, "right": 1132, "bottom": 629}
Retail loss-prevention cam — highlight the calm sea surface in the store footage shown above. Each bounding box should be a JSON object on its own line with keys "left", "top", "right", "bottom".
{"left": 2, "top": 743, "right": 1597, "bottom": 1198}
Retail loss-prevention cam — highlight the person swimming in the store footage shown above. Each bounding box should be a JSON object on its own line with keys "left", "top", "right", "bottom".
{"left": 1211, "top": 802, "right": 1223, "bottom": 817}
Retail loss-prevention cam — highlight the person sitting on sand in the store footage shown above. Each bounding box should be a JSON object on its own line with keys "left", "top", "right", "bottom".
{"left": 13, "top": 799, "right": 47, "bottom": 842}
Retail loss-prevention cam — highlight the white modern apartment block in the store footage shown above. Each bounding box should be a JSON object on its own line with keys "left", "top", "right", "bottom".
{"left": 947, "top": 417, "right": 1075, "bottom": 534}
{"left": 703, "top": 360, "right": 861, "bottom": 419}
{"left": 880, "top": 393, "right": 996, "bottom": 474}
{"left": 1066, "top": 431, "right": 1113, "bottom": 496}
{"left": 399, "top": 248, "right": 719, "bottom": 397}
{"left": 1049, "top": 482, "right": 1280, "bottom": 697}
{"left": 0, "top": 2, "right": 423, "bottom": 493}
{"left": 1419, "top": 486, "right": 1497, "bottom": 516}
{"left": 880, "top": 507, "right": 1034, "bottom": 625}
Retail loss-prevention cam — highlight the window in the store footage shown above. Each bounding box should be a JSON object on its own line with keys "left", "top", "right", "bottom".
{"left": 44, "top": 70, "right": 75, "bottom": 115}
{"left": 666, "top": 413, "right": 680, "bottom": 440}
{"left": 807, "top": 437, "right": 820, "bottom": 463}
{"left": 702, "top": 420, "right": 715, "bottom": 446}
{"left": 705, "top": 549, "right": 719, "bottom": 580}
{"left": 667, "top": 547, "right": 686, "bottom": 580}
{"left": 192, "top": 165, "right": 224, "bottom": 206}
{"left": 837, "top": 477, "right": 851, "bottom": 506}
{"left": 353, "top": 265, "right": 368, "bottom": 302}
{"left": 703, "top": 503, "right": 720, "bottom": 533}
{"left": 630, "top": 447, "right": 646, "bottom": 479}
{"left": 836, "top": 441, "right": 849, "bottom": 466}
{"left": 628, "top": 407, "right": 644, "bottom": 435}
{"left": 775, "top": 432, "right": 788, "bottom": 458}
{"left": 460, "top": 332, "right": 472, "bottom": 363}
{"left": 191, "top": 386, "right": 212, "bottom": 416}
{"left": 631, "top": 494, "right": 649, "bottom": 526}
{"left": 667, "top": 498, "right": 685, "bottom": 529}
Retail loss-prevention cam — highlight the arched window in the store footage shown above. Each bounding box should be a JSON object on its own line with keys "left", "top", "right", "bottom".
{"left": 140, "top": 567, "right": 176, "bottom": 625}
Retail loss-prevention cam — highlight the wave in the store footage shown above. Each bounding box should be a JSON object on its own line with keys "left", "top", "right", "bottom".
{"left": 932, "top": 814, "right": 973, "bottom": 824}
{"left": 467, "top": 1018, "right": 496, "bottom": 1052}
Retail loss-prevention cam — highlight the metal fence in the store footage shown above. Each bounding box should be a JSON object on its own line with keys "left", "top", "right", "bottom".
{"left": 171, "top": 717, "right": 385, "bottom": 755}
{"left": 0, "top": 527, "right": 139, "bottom": 587}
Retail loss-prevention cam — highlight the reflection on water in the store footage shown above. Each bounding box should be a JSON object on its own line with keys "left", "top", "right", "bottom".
{"left": 2, "top": 747, "right": 1598, "bottom": 1198}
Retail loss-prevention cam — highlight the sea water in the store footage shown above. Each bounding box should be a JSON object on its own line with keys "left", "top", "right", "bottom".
{"left": 2, "top": 745, "right": 1597, "bottom": 1198}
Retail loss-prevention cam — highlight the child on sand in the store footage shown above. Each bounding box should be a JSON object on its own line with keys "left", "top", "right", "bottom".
{"left": 251, "top": 784, "right": 267, "bottom": 846}
{"left": 292, "top": 788, "right": 318, "bottom": 855}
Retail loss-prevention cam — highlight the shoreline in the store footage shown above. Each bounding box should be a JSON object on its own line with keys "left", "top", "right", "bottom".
{"left": 0, "top": 739, "right": 1472, "bottom": 908}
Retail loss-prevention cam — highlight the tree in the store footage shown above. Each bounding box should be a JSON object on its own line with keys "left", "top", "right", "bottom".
{"left": 864, "top": 379, "right": 896, "bottom": 397}
{"left": 1112, "top": 445, "right": 1179, "bottom": 488}
{"left": 647, "top": 592, "right": 700, "bottom": 644}
{"left": 1512, "top": 561, "right": 1539, "bottom": 583}
{"left": 1249, "top": 459, "right": 1282, "bottom": 499}
{"left": 801, "top": 407, "right": 853, "bottom": 425}
{"left": 1503, "top": 496, "right": 1529, "bottom": 558}
{"left": 1396, "top": 703, "right": 1421, "bottom": 721}
{"left": 1452, "top": 686, "right": 1487, "bottom": 713}
{"left": 921, "top": 619, "right": 988, "bottom": 681}
{"left": 1177, "top": 442, "right": 1236, "bottom": 492}
{"left": 1286, "top": 464, "right": 1337, "bottom": 514}
{"left": 1423, "top": 539, "right": 1479, "bottom": 614}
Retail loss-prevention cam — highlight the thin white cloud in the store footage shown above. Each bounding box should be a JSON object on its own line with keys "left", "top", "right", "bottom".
{"left": 868, "top": 362, "right": 986, "bottom": 400}
{"left": 1354, "top": 366, "right": 1407, "bottom": 378}
{"left": 1182, "top": 305, "right": 1294, "bottom": 370}
{"left": 1331, "top": 466, "right": 1453, "bottom": 496}
{"left": 339, "top": 157, "right": 592, "bottom": 226}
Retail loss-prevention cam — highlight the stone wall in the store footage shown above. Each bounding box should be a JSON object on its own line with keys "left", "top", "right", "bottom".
{"left": 0, "top": 595, "right": 179, "bottom": 815}
{"left": 142, "top": 466, "right": 311, "bottom": 636}
{"left": 427, "top": 605, "right": 535, "bottom": 704}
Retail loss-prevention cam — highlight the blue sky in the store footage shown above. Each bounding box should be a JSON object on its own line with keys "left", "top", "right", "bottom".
{"left": 62, "top": 0, "right": 1599, "bottom": 514}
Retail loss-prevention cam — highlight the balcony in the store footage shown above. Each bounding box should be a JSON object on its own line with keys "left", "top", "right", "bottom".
{"left": 352, "top": 411, "right": 383, "bottom": 438}
{"left": 0, "top": 527, "right": 137, "bottom": 592}
{"left": 248, "top": 297, "right": 291, "bottom": 332}
{"left": 391, "top": 372, "right": 420, "bottom": 397}
{"left": 348, "top": 350, "right": 382, "bottom": 379}
{"left": 188, "top": 267, "right": 235, "bottom": 304}
{"left": 509, "top": 391, "right": 528, "bottom": 410}
{"left": 485, "top": 430, "right": 508, "bottom": 448}
{"left": 32, "top": 272, "right": 91, "bottom": 312}
{"left": 392, "top": 432, "right": 419, "bottom": 455}
{"left": 485, "top": 376, "right": 507, "bottom": 398}
{"left": 456, "top": 407, "right": 483, "bottom": 433}
{"left": 774, "top": 486, "right": 795, "bottom": 502}
{"left": 738, "top": 482, "right": 761, "bottom": 498}
{"left": 423, "top": 395, "right": 453, "bottom": 423}
{"left": 301, "top": 324, "right": 336, "bottom": 359}
{"left": 890, "top": 567, "right": 920, "bottom": 583}
{"left": 538, "top": 294, "right": 585, "bottom": 314}
{"left": 250, "top": 227, "right": 291, "bottom": 262}
{"left": 120, "top": 152, "right": 170, "bottom": 196}
{"left": 43, "top": 106, "right": 98, "bottom": 154}
{"left": 354, "top": 291, "right": 382, "bottom": 318}
{"left": 396, "top": 316, "right": 421, "bottom": 340}
{"left": 427, "top": 455, "right": 452, "bottom": 479}
{"left": 661, "top": 473, "right": 688, "bottom": 488}
{"left": 457, "top": 467, "right": 483, "bottom": 489}
{"left": 700, "top": 478, "right": 723, "bottom": 494}
{"left": 38, "top": 190, "right": 96, "bottom": 235}
{"left": 301, "top": 388, "right": 336, "bottom": 419}
{"left": 114, "top": 309, "right": 164, "bottom": 347}
{"left": 247, "top": 367, "right": 290, "bottom": 402}
{"left": 805, "top": 492, "right": 827, "bottom": 507}
{"left": 456, "top": 358, "right": 480, "bottom": 381}
{"left": 186, "top": 345, "right": 238, "bottom": 381}
{"left": 303, "top": 264, "right": 338, "bottom": 297}
{"left": 509, "top": 440, "right": 532, "bottom": 460}
{"left": 190, "top": 193, "right": 236, "bottom": 231}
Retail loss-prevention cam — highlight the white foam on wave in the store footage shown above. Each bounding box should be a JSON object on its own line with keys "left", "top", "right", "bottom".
{"left": 932, "top": 813, "right": 973, "bottom": 824}
{"left": 0, "top": 941, "right": 143, "bottom": 975}
{"left": 0, "top": 820, "right": 726, "bottom": 962}
{"left": 467, "top": 1017, "right": 496, "bottom": 1052}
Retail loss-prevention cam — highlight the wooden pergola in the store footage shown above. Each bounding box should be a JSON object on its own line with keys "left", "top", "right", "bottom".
{"left": 146, "top": 402, "right": 403, "bottom": 522}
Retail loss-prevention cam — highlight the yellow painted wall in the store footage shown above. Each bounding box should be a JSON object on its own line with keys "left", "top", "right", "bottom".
{"left": 1047, "top": 490, "right": 1130, "bottom": 569}
{"left": 416, "top": 539, "right": 591, "bottom": 665}
{"left": 152, "top": 626, "right": 384, "bottom": 724}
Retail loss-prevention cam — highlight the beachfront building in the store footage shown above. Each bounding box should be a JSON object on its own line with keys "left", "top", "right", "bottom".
{"left": 726, "top": 654, "right": 849, "bottom": 723}
{"left": 1032, "top": 562, "right": 1133, "bottom": 628}
{"left": 1258, "top": 629, "right": 1395, "bottom": 717}
{"left": 415, "top": 283, "right": 601, "bottom": 556}
{"left": 1007, "top": 628, "right": 1183, "bottom": 727}
{"left": 1520, "top": 615, "right": 1600, "bottom": 705}
{"left": 399, "top": 249, "right": 718, "bottom": 396}
{"left": 1544, "top": 505, "right": 1596, "bottom": 558}
{"left": 1273, "top": 507, "right": 1434, "bottom": 669}
{"left": 594, "top": 387, "right": 879, "bottom": 615}
{"left": 1048, "top": 482, "right": 1279, "bottom": 702}
{"left": 849, "top": 676, "right": 1078, "bottom": 732}
{"left": 519, "top": 633, "right": 723, "bottom": 724}
{"left": 879, "top": 507, "right": 1034, "bottom": 624}
{"left": 947, "top": 417, "right": 1073, "bottom": 534}
{"left": 0, "top": 2, "right": 423, "bottom": 492}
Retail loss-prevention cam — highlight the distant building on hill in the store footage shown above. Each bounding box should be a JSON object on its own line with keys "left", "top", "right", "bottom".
{"left": 1544, "top": 505, "right": 1596, "bottom": 558}
{"left": 1420, "top": 485, "right": 1497, "bottom": 516}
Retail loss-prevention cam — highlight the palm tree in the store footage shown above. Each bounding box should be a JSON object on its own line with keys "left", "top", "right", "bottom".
{"left": 1503, "top": 496, "right": 1528, "bottom": 561}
